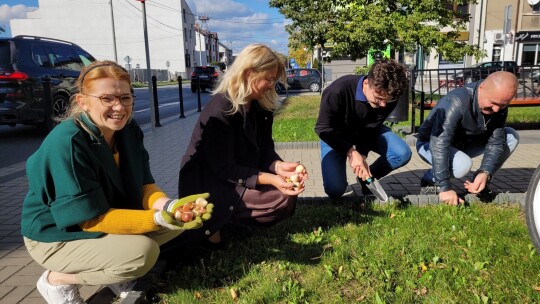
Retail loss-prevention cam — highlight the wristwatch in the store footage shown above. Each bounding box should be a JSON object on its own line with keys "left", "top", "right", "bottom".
{"left": 475, "top": 169, "right": 491, "bottom": 182}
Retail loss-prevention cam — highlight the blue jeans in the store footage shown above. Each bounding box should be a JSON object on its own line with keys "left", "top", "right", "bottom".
{"left": 320, "top": 126, "right": 412, "bottom": 199}
{"left": 416, "top": 127, "right": 519, "bottom": 183}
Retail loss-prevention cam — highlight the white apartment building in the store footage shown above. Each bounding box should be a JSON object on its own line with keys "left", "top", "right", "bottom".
{"left": 193, "top": 24, "right": 208, "bottom": 67}
{"left": 218, "top": 41, "right": 233, "bottom": 66}
{"left": 10, "top": 0, "right": 197, "bottom": 78}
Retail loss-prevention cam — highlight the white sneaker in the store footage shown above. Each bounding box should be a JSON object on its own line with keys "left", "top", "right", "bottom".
{"left": 107, "top": 280, "right": 137, "bottom": 298}
{"left": 36, "top": 270, "right": 86, "bottom": 304}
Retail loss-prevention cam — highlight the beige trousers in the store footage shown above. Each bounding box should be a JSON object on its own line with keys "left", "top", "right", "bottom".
{"left": 24, "top": 228, "right": 181, "bottom": 286}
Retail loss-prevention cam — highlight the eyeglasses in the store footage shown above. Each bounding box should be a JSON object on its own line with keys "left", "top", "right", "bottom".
{"left": 373, "top": 94, "right": 397, "bottom": 105}
{"left": 83, "top": 93, "right": 135, "bottom": 107}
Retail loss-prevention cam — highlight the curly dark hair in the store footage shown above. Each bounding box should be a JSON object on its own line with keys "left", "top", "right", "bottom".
{"left": 367, "top": 59, "right": 408, "bottom": 99}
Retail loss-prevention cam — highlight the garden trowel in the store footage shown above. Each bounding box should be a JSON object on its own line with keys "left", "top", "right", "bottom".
{"left": 362, "top": 177, "right": 388, "bottom": 202}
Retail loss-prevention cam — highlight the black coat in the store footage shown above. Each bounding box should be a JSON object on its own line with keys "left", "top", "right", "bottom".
{"left": 314, "top": 75, "right": 398, "bottom": 156}
{"left": 178, "top": 93, "right": 282, "bottom": 239}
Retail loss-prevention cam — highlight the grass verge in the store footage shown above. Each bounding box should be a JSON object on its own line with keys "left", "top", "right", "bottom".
{"left": 272, "top": 95, "right": 540, "bottom": 142}
{"left": 154, "top": 200, "right": 540, "bottom": 303}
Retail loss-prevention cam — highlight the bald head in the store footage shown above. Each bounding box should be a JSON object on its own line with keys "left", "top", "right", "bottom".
{"left": 477, "top": 71, "right": 518, "bottom": 114}
{"left": 484, "top": 71, "right": 518, "bottom": 97}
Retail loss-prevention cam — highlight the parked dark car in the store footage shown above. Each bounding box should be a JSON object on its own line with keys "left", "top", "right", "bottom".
{"left": 0, "top": 35, "right": 95, "bottom": 130}
{"left": 275, "top": 68, "right": 322, "bottom": 93}
{"left": 453, "top": 61, "right": 520, "bottom": 84}
{"left": 531, "top": 69, "right": 540, "bottom": 82}
{"left": 190, "top": 65, "right": 222, "bottom": 93}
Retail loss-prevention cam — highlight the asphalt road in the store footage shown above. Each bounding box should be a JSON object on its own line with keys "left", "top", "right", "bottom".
{"left": 132, "top": 83, "right": 212, "bottom": 126}
{"left": 0, "top": 84, "right": 212, "bottom": 169}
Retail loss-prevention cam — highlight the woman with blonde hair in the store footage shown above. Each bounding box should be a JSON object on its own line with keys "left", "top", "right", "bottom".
{"left": 170, "top": 44, "right": 309, "bottom": 250}
{"left": 21, "top": 60, "right": 211, "bottom": 303}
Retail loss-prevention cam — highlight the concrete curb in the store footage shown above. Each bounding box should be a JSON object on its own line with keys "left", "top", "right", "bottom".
{"left": 299, "top": 192, "right": 526, "bottom": 207}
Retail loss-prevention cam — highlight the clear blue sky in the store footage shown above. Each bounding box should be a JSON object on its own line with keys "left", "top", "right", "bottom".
{"left": 1, "top": 0, "right": 290, "bottom": 54}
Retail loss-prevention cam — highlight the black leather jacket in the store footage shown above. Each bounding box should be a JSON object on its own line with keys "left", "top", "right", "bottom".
{"left": 416, "top": 81, "right": 510, "bottom": 191}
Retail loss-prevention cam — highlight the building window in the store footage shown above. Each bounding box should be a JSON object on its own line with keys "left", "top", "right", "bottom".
{"left": 522, "top": 44, "right": 540, "bottom": 65}
{"left": 185, "top": 53, "right": 191, "bottom": 68}
{"left": 446, "top": 1, "right": 468, "bottom": 18}
{"left": 183, "top": 9, "right": 186, "bottom": 22}
{"left": 184, "top": 28, "right": 187, "bottom": 42}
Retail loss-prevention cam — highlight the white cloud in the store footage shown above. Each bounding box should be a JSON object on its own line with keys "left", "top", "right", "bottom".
{"left": 0, "top": 4, "right": 35, "bottom": 36}
{"left": 188, "top": 0, "right": 251, "bottom": 18}
{"left": 0, "top": 4, "right": 30, "bottom": 25}
{"left": 185, "top": 0, "right": 289, "bottom": 54}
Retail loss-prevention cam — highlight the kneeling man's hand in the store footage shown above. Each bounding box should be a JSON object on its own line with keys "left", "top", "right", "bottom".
{"left": 439, "top": 190, "right": 464, "bottom": 206}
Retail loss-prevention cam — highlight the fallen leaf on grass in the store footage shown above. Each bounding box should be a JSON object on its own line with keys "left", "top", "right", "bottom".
{"left": 390, "top": 213, "right": 396, "bottom": 219}
{"left": 419, "top": 262, "right": 428, "bottom": 272}
{"left": 414, "top": 286, "right": 428, "bottom": 295}
{"left": 356, "top": 295, "right": 366, "bottom": 301}
{"left": 194, "top": 291, "right": 202, "bottom": 299}
{"left": 534, "top": 286, "right": 540, "bottom": 291}
{"left": 230, "top": 288, "right": 238, "bottom": 301}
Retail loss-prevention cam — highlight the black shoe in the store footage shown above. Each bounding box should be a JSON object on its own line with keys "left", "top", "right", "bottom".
{"left": 476, "top": 187, "right": 496, "bottom": 202}
{"left": 419, "top": 177, "right": 439, "bottom": 195}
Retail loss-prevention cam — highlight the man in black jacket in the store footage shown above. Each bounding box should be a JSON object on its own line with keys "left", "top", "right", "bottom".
{"left": 416, "top": 71, "right": 519, "bottom": 205}
{"left": 315, "top": 59, "right": 411, "bottom": 199}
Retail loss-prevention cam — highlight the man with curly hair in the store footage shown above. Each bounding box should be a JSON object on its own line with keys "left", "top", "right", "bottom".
{"left": 315, "top": 59, "right": 411, "bottom": 199}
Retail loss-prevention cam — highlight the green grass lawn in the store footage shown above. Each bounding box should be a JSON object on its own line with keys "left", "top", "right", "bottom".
{"left": 272, "top": 95, "right": 540, "bottom": 142}
{"left": 154, "top": 200, "right": 540, "bottom": 303}
{"left": 148, "top": 94, "right": 540, "bottom": 303}
{"left": 273, "top": 95, "right": 321, "bottom": 142}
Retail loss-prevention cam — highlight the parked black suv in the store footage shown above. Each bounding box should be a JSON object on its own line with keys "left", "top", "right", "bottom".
{"left": 453, "top": 61, "right": 520, "bottom": 84}
{"left": 190, "top": 66, "right": 222, "bottom": 93}
{"left": 275, "top": 68, "right": 322, "bottom": 93}
{"left": 0, "top": 35, "right": 95, "bottom": 130}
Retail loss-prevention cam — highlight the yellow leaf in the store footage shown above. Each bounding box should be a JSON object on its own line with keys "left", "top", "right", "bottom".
{"left": 534, "top": 286, "right": 540, "bottom": 291}
{"left": 230, "top": 288, "right": 238, "bottom": 301}
{"left": 420, "top": 262, "right": 428, "bottom": 272}
{"left": 390, "top": 213, "right": 396, "bottom": 219}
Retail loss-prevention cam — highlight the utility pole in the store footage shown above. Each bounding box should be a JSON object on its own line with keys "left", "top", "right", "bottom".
{"left": 502, "top": 5, "right": 512, "bottom": 64}
{"left": 199, "top": 14, "right": 210, "bottom": 65}
{"left": 137, "top": 0, "right": 156, "bottom": 130}
{"left": 109, "top": 0, "right": 118, "bottom": 63}
{"left": 196, "top": 24, "right": 202, "bottom": 66}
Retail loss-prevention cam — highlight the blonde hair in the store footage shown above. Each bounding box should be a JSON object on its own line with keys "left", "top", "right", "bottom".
{"left": 213, "top": 44, "right": 286, "bottom": 113}
{"left": 61, "top": 60, "right": 132, "bottom": 138}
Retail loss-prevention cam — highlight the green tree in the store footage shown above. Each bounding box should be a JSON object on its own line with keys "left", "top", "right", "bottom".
{"left": 288, "top": 47, "right": 311, "bottom": 68}
{"left": 269, "top": 0, "right": 333, "bottom": 57}
{"left": 270, "top": 0, "right": 485, "bottom": 62}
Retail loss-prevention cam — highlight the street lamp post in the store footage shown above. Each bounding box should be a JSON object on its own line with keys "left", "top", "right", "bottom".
{"left": 136, "top": 0, "right": 156, "bottom": 130}
{"left": 109, "top": 0, "right": 118, "bottom": 63}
